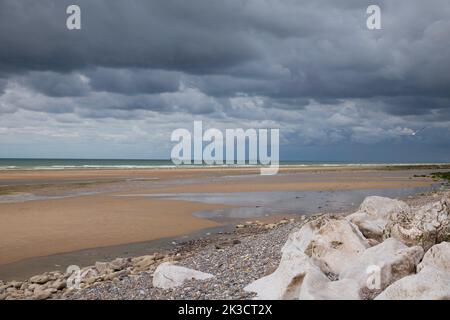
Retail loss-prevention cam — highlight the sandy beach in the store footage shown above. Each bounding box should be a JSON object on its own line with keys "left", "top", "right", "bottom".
{"left": 0, "top": 165, "right": 447, "bottom": 280}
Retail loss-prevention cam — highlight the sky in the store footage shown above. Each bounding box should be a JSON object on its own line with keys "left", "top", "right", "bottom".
{"left": 0, "top": 0, "right": 449, "bottom": 162}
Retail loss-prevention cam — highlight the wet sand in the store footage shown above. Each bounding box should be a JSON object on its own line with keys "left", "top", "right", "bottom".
{"left": 0, "top": 166, "right": 446, "bottom": 280}
{"left": 0, "top": 196, "right": 224, "bottom": 265}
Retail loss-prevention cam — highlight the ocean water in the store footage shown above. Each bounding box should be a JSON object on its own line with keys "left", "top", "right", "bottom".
{"left": 0, "top": 158, "right": 448, "bottom": 171}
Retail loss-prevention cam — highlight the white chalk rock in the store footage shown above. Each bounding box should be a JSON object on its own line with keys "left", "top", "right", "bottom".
{"left": 376, "top": 266, "right": 450, "bottom": 300}
{"left": 152, "top": 262, "right": 214, "bottom": 289}
{"left": 385, "top": 197, "right": 450, "bottom": 251}
{"left": 245, "top": 217, "right": 370, "bottom": 299}
{"left": 347, "top": 196, "right": 410, "bottom": 241}
{"left": 298, "top": 267, "right": 361, "bottom": 300}
{"left": 417, "top": 242, "right": 450, "bottom": 273}
{"left": 284, "top": 217, "right": 370, "bottom": 275}
{"left": 244, "top": 251, "right": 318, "bottom": 300}
{"left": 340, "top": 238, "right": 424, "bottom": 294}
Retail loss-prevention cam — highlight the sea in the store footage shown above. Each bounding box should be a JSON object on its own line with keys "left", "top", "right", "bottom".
{"left": 0, "top": 158, "right": 448, "bottom": 171}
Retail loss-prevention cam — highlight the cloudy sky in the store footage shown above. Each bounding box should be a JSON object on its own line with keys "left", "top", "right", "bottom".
{"left": 0, "top": 0, "right": 449, "bottom": 161}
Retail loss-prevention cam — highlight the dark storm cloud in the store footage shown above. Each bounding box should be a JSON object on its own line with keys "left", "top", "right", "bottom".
{"left": 86, "top": 68, "right": 181, "bottom": 95}
{"left": 0, "top": 0, "right": 450, "bottom": 160}
{"left": 18, "top": 71, "right": 90, "bottom": 97}
{"left": 1, "top": 0, "right": 449, "bottom": 104}
{"left": 0, "top": 0, "right": 260, "bottom": 74}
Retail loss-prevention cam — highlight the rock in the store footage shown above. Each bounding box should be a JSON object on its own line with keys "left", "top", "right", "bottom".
{"left": 236, "top": 224, "right": 245, "bottom": 229}
{"left": 103, "top": 270, "right": 129, "bottom": 281}
{"left": 50, "top": 279, "right": 67, "bottom": 290}
{"left": 283, "top": 217, "right": 370, "bottom": 275}
{"left": 376, "top": 266, "right": 450, "bottom": 300}
{"left": 347, "top": 196, "right": 410, "bottom": 241}
{"left": 80, "top": 266, "right": 99, "bottom": 280}
{"left": 110, "top": 258, "right": 130, "bottom": 271}
{"left": 33, "top": 288, "right": 55, "bottom": 300}
{"left": 152, "top": 262, "right": 214, "bottom": 289}
{"left": 215, "top": 239, "right": 241, "bottom": 250}
{"left": 0, "top": 293, "right": 6, "bottom": 300}
{"left": 385, "top": 197, "right": 450, "bottom": 251}
{"left": 132, "top": 255, "right": 156, "bottom": 271}
{"left": 9, "top": 281, "right": 22, "bottom": 289}
{"left": 82, "top": 277, "right": 99, "bottom": 285}
{"left": 264, "top": 223, "right": 277, "bottom": 230}
{"left": 244, "top": 251, "right": 318, "bottom": 300}
{"left": 298, "top": 267, "right": 361, "bottom": 300}
{"left": 417, "top": 242, "right": 450, "bottom": 273}
{"left": 340, "top": 238, "right": 424, "bottom": 293}
{"left": 30, "top": 274, "right": 50, "bottom": 285}
{"left": 95, "top": 261, "right": 112, "bottom": 274}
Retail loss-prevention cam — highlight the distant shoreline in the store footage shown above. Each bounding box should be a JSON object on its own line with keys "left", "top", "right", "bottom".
{"left": 1, "top": 158, "right": 450, "bottom": 171}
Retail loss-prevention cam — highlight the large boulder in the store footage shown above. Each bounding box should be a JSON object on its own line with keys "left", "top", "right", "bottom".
{"left": 347, "top": 196, "right": 410, "bottom": 241}
{"left": 417, "top": 242, "right": 450, "bottom": 273}
{"left": 245, "top": 217, "right": 370, "bottom": 299}
{"left": 384, "top": 197, "right": 450, "bottom": 251}
{"left": 340, "top": 238, "right": 424, "bottom": 294}
{"left": 283, "top": 217, "right": 370, "bottom": 275}
{"left": 298, "top": 267, "right": 361, "bottom": 300}
{"left": 376, "top": 266, "right": 450, "bottom": 300}
{"left": 152, "top": 262, "right": 214, "bottom": 289}
{"left": 244, "top": 251, "right": 318, "bottom": 300}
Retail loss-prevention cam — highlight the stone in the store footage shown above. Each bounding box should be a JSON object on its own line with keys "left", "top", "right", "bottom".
{"left": 30, "top": 274, "right": 50, "bottom": 285}
{"left": 376, "top": 266, "right": 450, "bottom": 300}
{"left": 385, "top": 197, "right": 450, "bottom": 251}
{"left": 152, "top": 262, "right": 214, "bottom": 289}
{"left": 80, "top": 266, "right": 99, "bottom": 280}
{"left": 132, "top": 255, "right": 156, "bottom": 271}
{"left": 9, "top": 281, "right": 22, "bottom": 289}
{"left": 95, "top": 261, "right": 112, "bottom": 274}
{"left": 244, "top": 251, "right": 319, "bottom": 300}
{"left": 340, "top": 238, "right": 424, "bottom": 293}
{"left": 417, "top": 242, "right": 450, "bottom": 273}
{"left": 264, "top": 223, "right": 277, "bottom": 230}
{"left": 347, "top": 196, "right": 410, "bottom": 241}
{"left": 103, "top": 270, "right": 129, "bottom": 281}
{"left": 33, "top": 288, "right": 54, "bottom": 300}
{"left": 110, "top": 258, "right": 130, "bottom": 271}
{"left": 283, "top": 217, "right": 370, "bottom": 275}
{"left": 0, "top": 293, "right": 7, "bottom": 300}
{"left": 50, "top": 279, "right": 67, "bottom": 290}
{"left": 298, "top": 267, "right": 361, "bottom": 300}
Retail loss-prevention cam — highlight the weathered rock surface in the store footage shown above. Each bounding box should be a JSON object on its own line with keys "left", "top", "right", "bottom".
{"left": 385, "top": 197, "right": 450, "bottom": 251}
{"left": 283, "top": 217, "right": 370, "bottom": 275}
{"left": 33, "top": 287, "right": 55, "bottom": 300}
{"left": 244, "top": 251, "right": 318, "bottom": 300}
{"left": 376, "top": 266, "right": 450, "bottom": 300}
{"left": 347, "top": 196, "right": 410, "bottom": 241}
{"left": 340, "top": 238, "right": 424, "bottom": 293}
{"left": 417, "top": 242, "right": 450, "bottom": 273}
{"left": 152, "top": 262, "right": 214, "bottom": 289}
{"left": 245, "top": 216, "right": 372, "bottom": 300}
{"left": 29, "top": 274, "right": 50, "bottom": 285}
{"left": 298, "top": 267, "right": 361, "bottom": 300}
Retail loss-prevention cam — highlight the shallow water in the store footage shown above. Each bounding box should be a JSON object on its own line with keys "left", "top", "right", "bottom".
{"left": 129, "top": 184, "right": 443, "bottom": 221}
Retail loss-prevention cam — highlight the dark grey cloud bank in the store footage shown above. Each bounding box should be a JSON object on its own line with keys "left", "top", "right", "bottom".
{"left": 0, "top": 0, "right": 449, "bottom": 160}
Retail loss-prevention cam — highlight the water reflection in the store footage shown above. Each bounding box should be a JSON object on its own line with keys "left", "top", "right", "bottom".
{"left": 129, "top": 184, "right": 442, "bottom": 221}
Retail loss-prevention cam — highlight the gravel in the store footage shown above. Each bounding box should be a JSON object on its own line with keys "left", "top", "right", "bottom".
{"left": 67, "top": 220, "right": 304, "bottom": 300}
